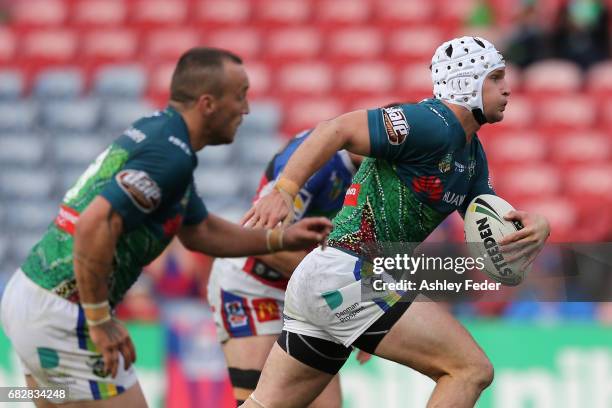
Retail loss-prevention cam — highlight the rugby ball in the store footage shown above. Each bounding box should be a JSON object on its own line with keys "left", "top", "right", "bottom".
{"left": 464, "top": 194, "right": 529, "bottom": 286}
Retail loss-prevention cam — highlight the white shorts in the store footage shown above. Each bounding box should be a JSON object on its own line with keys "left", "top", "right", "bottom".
{"left": 207, "top": 258, "right": 286, "bottom": 343}
{"left": 0, "top": 269, "right": 138, "bottom": 403}
{"left": 283, "top": 247, "right": 401, "bottom": 347}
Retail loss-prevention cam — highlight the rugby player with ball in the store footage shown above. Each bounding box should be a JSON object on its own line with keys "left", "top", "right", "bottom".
{"left": 241, "top": 37, "right": 550, "bottom": 408}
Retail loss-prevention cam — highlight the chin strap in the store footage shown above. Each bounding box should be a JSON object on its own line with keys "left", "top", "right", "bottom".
{"left": 471, "top": 108, "right": 488, "bottom": 125}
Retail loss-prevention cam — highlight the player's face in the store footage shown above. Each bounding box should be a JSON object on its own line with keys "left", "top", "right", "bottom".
{"left": 208, "top": 61, "right": 250, "bottom": 144}
{"left": 482, "top": 68, "right": 510, "bottom": 124}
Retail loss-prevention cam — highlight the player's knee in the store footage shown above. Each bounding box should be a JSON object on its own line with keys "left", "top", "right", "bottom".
{"left": 463, "top": 355, "right": 494, "bottom": 391}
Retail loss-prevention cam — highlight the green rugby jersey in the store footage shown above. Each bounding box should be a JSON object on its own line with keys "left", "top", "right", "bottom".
{"left": 328, "top": 98, "right": 495, "bottom": 255}
{"left": 21, "top": 107, "right": 208, "bottom": 306}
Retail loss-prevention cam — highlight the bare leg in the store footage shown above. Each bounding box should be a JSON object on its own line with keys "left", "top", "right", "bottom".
{"left": 373, "top": 298, "right": 494, "bottom": 408}
{"left": 224, "top": 335, "right": 340, "bottom": 407}
{"left": 242, "top": 297, "right": 492, "bottom": 408}
{"left": 241, "top": 343, "right": 335, "bottom": 408}
{"left": 25, "top": 375, "right": 56, "bottom": 408}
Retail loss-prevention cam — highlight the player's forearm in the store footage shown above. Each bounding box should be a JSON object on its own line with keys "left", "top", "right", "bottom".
{"left": 282, "top": 111, "right": 370, "bottom": 189}
{"left": 180, "top": 214, "right": 273, "bottom": 257}
{"left": 73, "top": 200, "right": 122, "bottom": 308}
{"left": 281, "top": 120, "right": 349, "bottom": 188}
{"left": 256, "top": 250, "right": 308, "bottom": 277}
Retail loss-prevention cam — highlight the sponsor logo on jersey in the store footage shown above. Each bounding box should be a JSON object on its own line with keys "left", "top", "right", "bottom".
{"left": 252, "top": 298, "right": 280, "bottom": 322}
{"left": 455, "top": 161, "right": 465, "bottom": 173}
{"left": 124, "top": 127, "right": 146, "bottom": 143}
{"left": 412, "top": 176, "right": 443, "bottom": 201}
{"left": 487, "top": 175, "right": 494, "bottom": 190}
{"left": 224, "top": 300, "right": 249, "bottom": 328}
{"left": 438, "top": 153, "right": 453, "bottom": 173}
{"left": 381, "top": 106, "right": 409, "bottom": 145}
{"left": 116, "top": 170, "right": 162, "bottom": 213}
{"left": 55, "top": 205, "right": 80, "bottom": 235}
{"left": 344, "top": 183, "right": 361, "bottom": 206}
{"left": 443, "top": 191, "right": 466, "bottom": 207}
{"left": 168, "top": 135, "right": 192, "bottom": 156}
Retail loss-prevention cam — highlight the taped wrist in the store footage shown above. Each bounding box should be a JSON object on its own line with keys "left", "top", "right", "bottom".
{"left": 266, "top": 228, "right": 284, "bottom": 253}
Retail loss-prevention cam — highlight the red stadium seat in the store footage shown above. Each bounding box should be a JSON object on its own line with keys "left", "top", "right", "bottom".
{"left": 72, "top": 0, "right": 127, "bottom": 27}
{"left": 144, "top": 28, "right": 202, "bottom": 61}
{"left": 338, "top": 62, "right": 393, "bottom": 94}
{"left": 373, "top": 0, "right": 434, "bottom": 24}
{"left": 283, "top": 97, "right": 345, "bottom": 135}
{"left": 486, "top": 132, "right": 548, "bottom": 164}
{"left": 551, "top": 131, "right": 611, "bottom": 165}
{"left": 496, "top": 164, "right": 562, "bottom": 198}
{"left": 538, "top": 95, "right": 597, "bottom": 130}
{"left": 11, "top": 0, "right": 67, "bottom": 28}
{"left": 130, "top": 0, "right": 189, "bottom": 28}
{"left": 194, "top": 0, "right": 251, "bottom": 26}
{"left": 348, "top": 95, "right": 406, "bottom": 111}
{"left": 523, "top": 60, "right": 582, "bottom": 95}
{"left": 517, "top": 197, "right": 578, "bottom": 242}
{"left": 22, "top": 29, "right": 77, "bottom": 65}
{"left": 0, "top": 29, "right": 17, "bottom": 63}
{"left": 437, "top": 0, "right": 475, "bottom": 30}
{"left": 278, "top": 62, "right": 332, "bottom": 95}
{"left": 327, "top": 27, "right": 383, "bottom": 60}
{"left": 565, "top": 164, "right": 612, "bottom": 240}
{"left": 387, "top": 28, "right": 445, "bottom": 63}
{"left": 565, "top": 164, "right": 612, "bottom": 199}
{"left": 207, "top": 28, "right": 262, "bottom": 59}
{"left": 147, "top": 62, "right": 174, "bottom": 106}
{"left": 586, "top": 61, "right": 612, "bottom": 101}
{"left": 255, "top": 0, "right": 311, "bottom": 25}
{"left": 603, "top": 99, "right": 612, "bottom": 130}
{"left": 400, "top": 63, "right": 434, "bottom": 96}
{"left": 82, "top": 29, "right": 139, "bottom": 68}
{"left": 244, "top": 61, "right": 271, "bottom": 97}
{"left": 315, "top": 0, "right": 371, "bottom": 25}
{"left": 265, "top": 28, "right": 322, "bottom": 60}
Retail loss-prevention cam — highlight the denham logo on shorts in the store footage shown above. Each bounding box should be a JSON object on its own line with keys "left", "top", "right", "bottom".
{"left": 335, "top": 302, "right": 365, "bottom": 323}
{"left": 116, "top": 170, "right": 161, "bottom": 213}
{"left": 252, "top": 298, "right": 280, "bottom": 322}
{"left": 344, "top": 183, "right": 361, "bottom": 206}
{"left": 382, "top": 106, "right": 409, "bottom": 145}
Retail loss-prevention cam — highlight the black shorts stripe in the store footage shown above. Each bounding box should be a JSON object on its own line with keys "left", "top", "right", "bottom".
{"left": 227, "top": 367, "right": 261, "bottom": 390}
{"left": 277, "top": 330, "right": 351, "bottom": 375}
{"left": 352, "top": 297, "right": 412, "bottom": 354}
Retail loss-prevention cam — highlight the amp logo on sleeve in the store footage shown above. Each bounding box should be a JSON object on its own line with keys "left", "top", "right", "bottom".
{"left": 382, "top": 106, "right": 409, "bottom": 145}
{"left": 116, "top": 170, "right": 162, "bottom": 213}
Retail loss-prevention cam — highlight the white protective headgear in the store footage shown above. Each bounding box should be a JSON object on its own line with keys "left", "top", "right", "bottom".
{"left": 431, "top": 36, "right": 505, "bottom": 124}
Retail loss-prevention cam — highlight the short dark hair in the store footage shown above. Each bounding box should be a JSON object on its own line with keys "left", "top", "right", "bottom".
{"left": 170, "top": 47, "right": 243, "bottom": 103}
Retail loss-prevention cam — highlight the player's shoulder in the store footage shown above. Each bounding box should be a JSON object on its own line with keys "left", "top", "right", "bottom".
{"left": 121, "top": 107, "right": 194, "bottom": 159}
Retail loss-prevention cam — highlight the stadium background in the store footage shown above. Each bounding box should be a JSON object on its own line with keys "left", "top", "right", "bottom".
{"left": 0, "top": 0, "right": 611, "bottom": 406}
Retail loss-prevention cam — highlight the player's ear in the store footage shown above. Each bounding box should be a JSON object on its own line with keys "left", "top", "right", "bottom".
{"left": 196, "top": 93, "right": 215, "bottom": 115}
